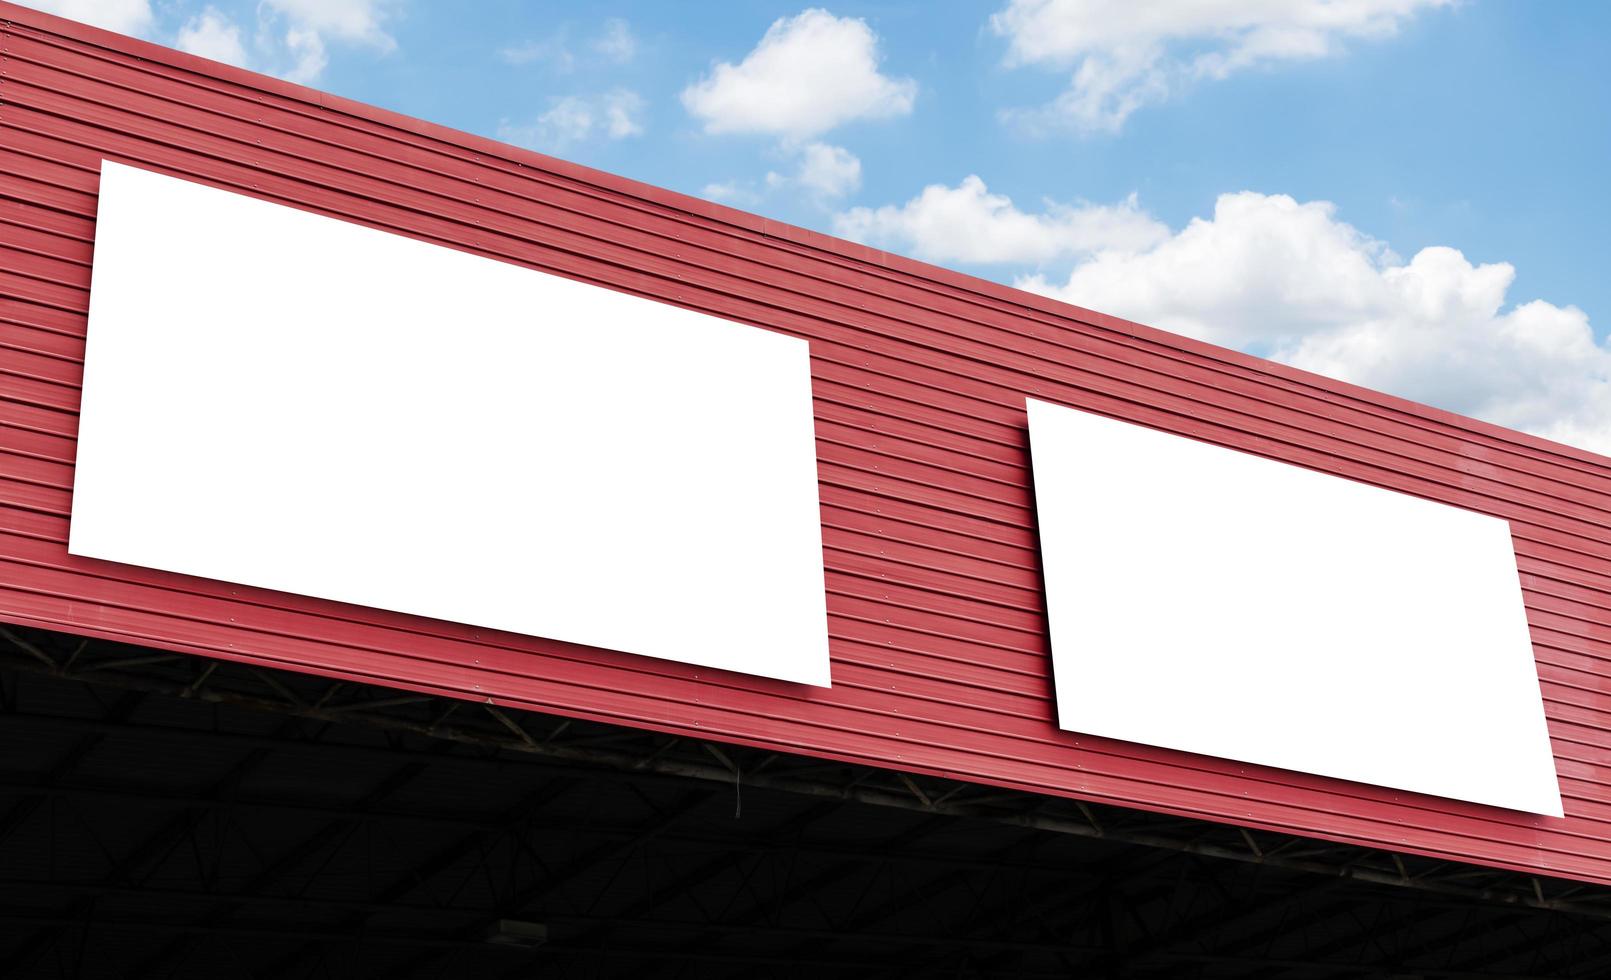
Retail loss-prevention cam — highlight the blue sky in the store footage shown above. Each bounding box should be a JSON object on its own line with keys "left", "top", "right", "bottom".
{"left": 23, "top": 0, "right": 1611, "bottom": 451}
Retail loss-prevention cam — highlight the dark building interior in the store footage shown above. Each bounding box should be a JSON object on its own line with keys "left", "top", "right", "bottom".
{"left": 0, "top": 624, "right": 1606, "bottom": 979}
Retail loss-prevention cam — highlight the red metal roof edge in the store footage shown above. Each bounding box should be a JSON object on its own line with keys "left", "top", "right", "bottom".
{"left": 4, "top": 0, "right": 1604, "bottom": 472}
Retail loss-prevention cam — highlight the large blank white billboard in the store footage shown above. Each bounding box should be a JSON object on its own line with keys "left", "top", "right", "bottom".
{"left": 1027, "top": 399, "right": 1562, "bottom": 816}
{"left": 71, "top": 161, "right": 832, "bottom": 686}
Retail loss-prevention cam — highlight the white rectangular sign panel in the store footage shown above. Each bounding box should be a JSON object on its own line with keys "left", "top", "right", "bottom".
{"left": 1027, "top": 399, "right": 1561, "bottom": 816}
{"left": 71, "top": 161, "right": 832, "bottom": 686}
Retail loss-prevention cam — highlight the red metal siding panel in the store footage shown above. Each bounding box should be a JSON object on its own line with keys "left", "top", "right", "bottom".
{"left": 4, "top": 2, "right": 1611, "bottom": 881}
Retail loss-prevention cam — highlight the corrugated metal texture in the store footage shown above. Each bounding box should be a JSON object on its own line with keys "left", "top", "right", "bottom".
{"left": 3, "top": 3, "right": 1610, "bottom": 882}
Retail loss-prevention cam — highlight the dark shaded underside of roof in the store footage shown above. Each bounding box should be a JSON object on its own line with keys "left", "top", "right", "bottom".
{"left": 1, "top": 625, "right": 1608, "bottom": 980}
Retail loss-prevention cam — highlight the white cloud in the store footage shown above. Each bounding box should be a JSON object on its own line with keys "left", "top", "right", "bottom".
{"left": 160, "top": 0, "right": 394, "bottom": 85}
{"left": 536, "top": 98, "right": 594, "bottom": 145}
{"left": 500, "top": 36, "right": 573, "bottom": 70}
{"left": 501, "top": 18, "right": 637, "bottom": 70}
{"left": 175, "top": 6, "right": 248, "bottom": 68}
{"left": 1021, "top": 191, "right": 1611, "bottom": 453}
{"left": 498, "top": 90, "right": 646, "bottom": 151}
{"left": 595, "top": 17, "right": 637, "bottom": 63}
{"left": 18, "top": 0, "right": 153, "bottom": 35}
{"left": 681, "top": 8, "right": 916, "bottom": 140}
{"left": 261, "top": 0, "right": 395, "bottom": 51}
{"left": 24, "top": 0, "right": 388, "bottom": 83}
{"left": 601, "top": 90, "right": 645, "bottom": 139}
{"left": 707, "top": 144, "right": 861, "bottom": 209}
{"left": 788, "top": 142, "right": 862, "bottom": 198}
{"left": 834, "top": 175, "right": 1169, "bottom": 265}
{"left": 701, "top": 181, "right": 761, "bottom": 206}
{"left": 991, "top": 0, "right": 1452, "bottom": 132}
{"left": 258, "top": 0, "right": 396, "bottom": 84}
{"left": 280, "top": 27, "right": 327, "bottom": 83}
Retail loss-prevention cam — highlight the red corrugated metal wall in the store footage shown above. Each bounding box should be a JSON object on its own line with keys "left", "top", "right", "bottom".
{"left": 4, "top": 3, "right": 1610, "bottom": 882}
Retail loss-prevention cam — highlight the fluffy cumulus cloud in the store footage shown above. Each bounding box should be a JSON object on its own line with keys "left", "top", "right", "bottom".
{"left": 1019, "top": 192, "right": 1611, "bottom": 452}
{"left": 793, "top": 142, "right": 861, "bottom": 197}
{"left": 18, "top": 0, "right": 153, "bottom": 35}
{"left": 681, "top": 8, "right": 916, "bottom": 140}
{"left": 834, "top": 175, "right": 1169, "bottom": 265}
{"left": 168, "top": 0, "right": 396, "bottom": 83}
{"left": 703, "top": 142, "right": 862, "bottom": 206}
{"left": 260, "top": 0, "right": 397, "bottom": 84}
{"left": 22, "top": 0, "right": 390, "bottom": 82}
{"left": 260, "top": 0, "right": 393, "bottom": 49}
{"left": 991, "top": 0, "right": 1452, "bottom": 132}
{"left": 771, "top": 142, "right": 862, "bottom": 199}
{"left": 498, "top": 90, "right": 646, "bottom": 152}
{"left": 175, "top": 6, "right": 248, "bottom": 67}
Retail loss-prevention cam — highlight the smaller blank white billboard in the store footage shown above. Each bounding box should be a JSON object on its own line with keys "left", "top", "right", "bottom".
{"left": 71, "top": 161, "right": 831, "bottom": 686}
{"left": 1027, "top": 399, "right": 1562, "bottom": 816}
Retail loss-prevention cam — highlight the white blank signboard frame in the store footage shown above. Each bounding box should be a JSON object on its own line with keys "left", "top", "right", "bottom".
{"left": 71, "top": 161, "right": 832, "bottom": 687}
{"left": 1026, "top": 399, "right": 1562, "bottom": 816}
